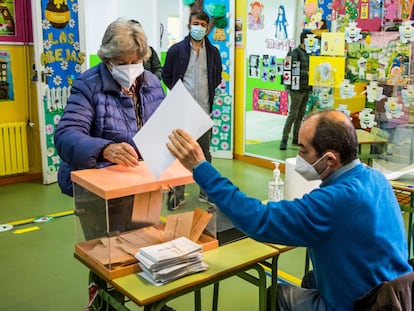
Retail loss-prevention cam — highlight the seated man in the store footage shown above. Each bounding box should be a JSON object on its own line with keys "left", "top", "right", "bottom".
{"left": 167, "top": 110, "right": 412, "bottom": 310}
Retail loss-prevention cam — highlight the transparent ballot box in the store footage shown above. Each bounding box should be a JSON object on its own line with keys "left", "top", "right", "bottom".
{"left": 71, "top": 160, "right": 218, "bottom": 280}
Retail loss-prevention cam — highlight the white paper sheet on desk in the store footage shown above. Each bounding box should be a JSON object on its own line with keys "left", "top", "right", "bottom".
{"left": 133, "top": 80, "right": 214, "bottom": 179}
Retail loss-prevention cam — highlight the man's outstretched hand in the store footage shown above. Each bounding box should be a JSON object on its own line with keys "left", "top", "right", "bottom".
{"left": 167, "top": 129, "right": 206, "bottom": 171}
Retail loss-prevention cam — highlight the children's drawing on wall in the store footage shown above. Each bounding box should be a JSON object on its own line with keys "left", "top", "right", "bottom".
{"left": 303, "top": 0, "right": 324, "bottom": 30}
{"left": 399, "top": 20, "right": 414, "bottom": 43}
{"left": 356, "top": 0, "right": 383, "bottom": 31}
{"left": 261, "top": 54, "right": 278, "bottom": 82}
{"left": 344, "top": 21, "right": 362, "bottom": 43}
{"left": 304, "top": 33, "right": 320, "bottom": 54}
{"left": 384, "top": 96, "right": 404, "bottom": 119}
{"left": 402, "top": 85, "right": 414, "bottom": 107}
{"left": 309, "top": 56, "right": 345, "bottom": 88}
{"left": 248, "top": 1, "right": 264, "bottom": 30}
{"left": 365, "top": 81, "right": 385, "bottom": 102}
{"left": 0, "top": 50, "right": 13, "bottom": 100}
{"left": 346, "top": 32, "right": 410, "bottom": 83}
{"left": 0, "top": 2, "right": 15, "bottom": 36}
{"left": 317, "top": 87, "right": 334, "bottom": 109}
{"left": 320, "top": 32, "right": 345, "bottom": 56}
{"left": 249, "top": 54, "right": 260, "bottom": 78}
{"left": 339, "top": 79, "right": 356, "bottom": 99}
{"left": 276, "top": 60, "right": 283, "bottom": 74}
{"left": 273, "top": 5, "right": 288, "bottom": 40}
{"left": 262, "top": 68, "right": 268, "bottom": 81}
{"left": 359, "top": 108, "right": 377, "bottom": 129}
{"left": 235, "top": 18, "right": 243, "bottom": 47}
{"left": 306, "top": 86, "right": 334, "bottom": 112}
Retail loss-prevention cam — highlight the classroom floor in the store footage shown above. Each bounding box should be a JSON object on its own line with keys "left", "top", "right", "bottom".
{"left": 0, "top": 158, "right": 307, "bottom": 311}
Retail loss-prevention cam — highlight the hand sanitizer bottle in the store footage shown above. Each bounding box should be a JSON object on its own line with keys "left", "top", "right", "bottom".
{"left": 268, "top": 161, "right": 284, "bottom": 202}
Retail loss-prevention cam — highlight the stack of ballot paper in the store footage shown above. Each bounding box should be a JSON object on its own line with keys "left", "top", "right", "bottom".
{"left": 136, "top": 236, "right": 208, "bottom": 285}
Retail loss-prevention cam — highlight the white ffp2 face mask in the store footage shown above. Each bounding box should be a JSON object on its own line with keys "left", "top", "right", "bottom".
{"left": 294, "top": 154, "right": 327, "bottom": 181}
{"left": 111, "top": 63, "right": 144, "bottom": 90}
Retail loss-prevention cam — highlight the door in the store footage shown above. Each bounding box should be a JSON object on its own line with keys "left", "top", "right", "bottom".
{"left": 31, "top": 0, "right": 86, "bottom": 184}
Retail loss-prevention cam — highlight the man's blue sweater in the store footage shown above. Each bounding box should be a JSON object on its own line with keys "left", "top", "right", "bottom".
{"left": 193, "top": 160, "right": 412, "bottom": 310}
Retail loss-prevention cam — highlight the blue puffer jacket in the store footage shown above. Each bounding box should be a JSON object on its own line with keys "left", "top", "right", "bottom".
{"left": 54, "top": 62, "right": 165, "bottom": 196}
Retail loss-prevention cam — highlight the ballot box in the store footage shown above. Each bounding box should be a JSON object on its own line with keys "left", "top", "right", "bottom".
{"left": 71, "top": 160, "right": 218, "bottom": 280}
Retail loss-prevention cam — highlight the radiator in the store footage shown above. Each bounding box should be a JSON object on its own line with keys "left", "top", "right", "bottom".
{"left": 0, "top": 122, "right": 29, "bottom": 176}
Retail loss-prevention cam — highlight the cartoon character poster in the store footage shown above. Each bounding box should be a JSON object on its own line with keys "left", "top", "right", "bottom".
{"left": 303, "top": 0, "right": 331, "bottom": 31}
{"left": 274, "top": 4, "right": 288, "bottom": 40}
{"left": 252, "top": 88, "right": 288, "bottom": 114}
{"left": 38, "top": 0, "right": 85, "bottom": 183}
{"left": 248, "top": 1, "right": 264, "bottom": 30}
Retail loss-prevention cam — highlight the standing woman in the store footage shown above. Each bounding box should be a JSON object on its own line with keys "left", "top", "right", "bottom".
{"left": 54, "top": 17, "right": 166, "bottom": 310}
{"left": 55, "top": 18, "right": 165, "bottom": 239}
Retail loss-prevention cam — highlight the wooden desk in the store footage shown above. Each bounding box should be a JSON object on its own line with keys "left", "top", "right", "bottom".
{"left": 356, "top": 129, "right": 389, "bottom": 166}
{"left": 356, "top": 129, "right": 388, "bottom": 145}
{"left": 391, "top": 177, "right": 414, "bottom": 258}
{"left": 76, "top": 238, "right": 281, "bottom": 311}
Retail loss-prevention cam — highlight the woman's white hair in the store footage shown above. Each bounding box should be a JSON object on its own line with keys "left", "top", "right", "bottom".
{"left": 97, "top": 17, "right": 150, "bottom": 63}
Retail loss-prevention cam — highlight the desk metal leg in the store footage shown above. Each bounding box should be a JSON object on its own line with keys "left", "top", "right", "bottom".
{"left": 270, "top": 255, "right": 280, "bottom": 311}
{"left": 194, "top": 289, "right": 202, "bottom": 311}
{"left": 212, "top": 282, "right": 219, "bottom": 311}
{"left": 96, "top": 289, "right": 131, "bottom": 311}
{"left": 237, "top": 263, "right": 268, "bottom": 311}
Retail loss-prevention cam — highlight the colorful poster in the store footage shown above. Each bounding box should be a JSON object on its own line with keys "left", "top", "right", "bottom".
{"left": 0, "top": 50, "right": 14, "bottom": 100}
{"left": 0, "top": 0, "right": 31, "bottom": 43}
{"left": 346, "top": 32, "right": 411, "bottom": 82}
{"left": 356, "top": 0, "right": 383, "bottom": 31}
{"left": 205, "top": 0, "right": 234, "bottom": 158}
{"left": 38, "top": 0, "right": 85, "bottom": 183}
{"left": 309, "top": 55, "right": 346, "bottom": 87}
{"left": 252, "top": 88, "right": 288, "bottom": 114}
{"left": 320, "top": 32, "right": 345, "bottom": 56}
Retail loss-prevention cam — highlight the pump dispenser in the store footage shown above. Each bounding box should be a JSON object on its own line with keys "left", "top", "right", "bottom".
{"left": 268, "top": 161, "right": 284, "bottom": 202}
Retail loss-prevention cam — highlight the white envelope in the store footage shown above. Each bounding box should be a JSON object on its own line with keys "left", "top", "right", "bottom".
{"left": 133, "top": 80, "right": 214, "bottom": 178}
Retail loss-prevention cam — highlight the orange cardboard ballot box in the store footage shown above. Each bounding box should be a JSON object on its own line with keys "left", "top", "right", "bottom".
{"left": 71, "top": 160, "right": 218, "bottom": 280}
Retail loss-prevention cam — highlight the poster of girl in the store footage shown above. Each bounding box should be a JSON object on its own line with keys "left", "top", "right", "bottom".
{"left": 274, "top": 5, "right": 288, "bottom": 40}
{"left": 248, "top": 1, "right": 264, "bottom": 30}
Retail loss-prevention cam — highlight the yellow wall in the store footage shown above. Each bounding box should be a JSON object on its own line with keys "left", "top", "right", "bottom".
{"left": 234, "top": 1, "right": 246, "bottom": 157}
{"left": 0, "top": 45, "right": 42, "bottom": 178}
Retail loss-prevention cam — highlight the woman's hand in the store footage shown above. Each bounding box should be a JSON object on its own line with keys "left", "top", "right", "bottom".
{"left": 167, "top": 129, "right": 206, "bottom": 171}
{"left": 102, "top": 142, "right": 139, "bottom": 167}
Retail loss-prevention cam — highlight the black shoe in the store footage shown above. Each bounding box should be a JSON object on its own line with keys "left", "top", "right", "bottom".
{"left": 167, "top": 190, "right": 186, "bottom": 211}
{"left": 292, "top": 138, "right": 299, "bottom": 145}
{"left": 279, "top": 141, "right": 287, "bottom": 150}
